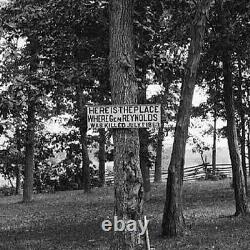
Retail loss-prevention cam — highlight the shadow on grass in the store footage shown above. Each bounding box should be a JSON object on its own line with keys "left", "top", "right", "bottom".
{"left": 0, "top": 217, "right": 112, "bottom": 249}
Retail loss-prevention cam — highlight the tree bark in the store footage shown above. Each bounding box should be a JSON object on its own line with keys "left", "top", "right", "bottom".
{"left": 162, "top": 0, "right": 212, "bottom": 237}
{"left": 248, "top": 84, "right": 250, "bottom": 176}
{"left": 23, "top": 96, "right": 35, "bottom": 202}
{"left": 212, "top": 75, "right": 219, "bottom": 175}
{"left": 212, "top": 109, "right": 217, "bottom": 175}
{"left": 76, "top": 84, "right": 91, "bottom": 192}
{"left": 237, "top": 58, "right": 247, "bottom": 194}
{"left": 154, "top": 126, "right": 164, "bottom": 183}
{"left": 222, "top": 53, "right": 248, "bottom": 215}
{"left": 155, "top": 75, "right": 171, "bottom": 183}
{"left": 139, "top": 127, "right": 151, "bottom": 201}
{"left": 23, "top": 37, "right": 38, "bottom": 203}
{"left": 248, "top": 127, "right": 250, "bottom": 177}
{"left": 138, "top": 82, "right": 151, "bottom": 201}
{"left": 218, "top": 0, "right": 248, "bottom": 215}
{"left": 15, "top": 127, "right": 22, "bottom": 195}
{"left": 15, "top": 165, "right": 21, "bottom": 195}
{"left": 109, "top": 0, "right": 144, "bottom": 248}
{"left": 98, "top": 128, "right": 106, "bottom": 186}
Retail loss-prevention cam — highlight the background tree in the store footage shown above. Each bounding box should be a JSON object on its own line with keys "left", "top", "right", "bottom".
{"left": 162, "top": 0, "right": 212, "bottom": 237}
{"left": 216, "top": 0, "right": 248, "bottom": 214}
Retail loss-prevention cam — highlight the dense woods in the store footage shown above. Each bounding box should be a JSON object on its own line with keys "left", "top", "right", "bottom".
{"left": 0, "top": 0, "right": 249, "bottom": 249}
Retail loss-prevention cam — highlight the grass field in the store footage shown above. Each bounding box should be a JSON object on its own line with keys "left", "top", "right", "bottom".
{"left": 0, "top": 179, "right": 250, "bottom": 250}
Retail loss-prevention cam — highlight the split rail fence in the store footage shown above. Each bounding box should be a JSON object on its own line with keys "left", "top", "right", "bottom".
{"left": 105, "top": 163, "right": 250, "bottom": 184}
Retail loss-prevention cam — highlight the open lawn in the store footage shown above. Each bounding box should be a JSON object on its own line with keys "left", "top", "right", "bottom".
{"left": 0, "top": 179, "right": 250, "bottom": 250}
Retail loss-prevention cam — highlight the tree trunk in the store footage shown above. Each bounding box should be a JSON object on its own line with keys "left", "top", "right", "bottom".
{"left": 212, "top": 104, "right": 217, "bottom": 175}
{"left": 154, "top": 126, "right": 164, "bottom": 183}
{"left": 155, "top": 75, "right": 171, "bottom": 183}
{"left": 109, "top": 0, "right": 144, "bottom": 248}
{"left": 76, "top": 84, "right": 91, "bottom": 192}
{"left": 15, "top": 165, "right": 21, "bottom": 195}
{"left": 162, "top": 0, "right": 212, "bottom": 237}
{"left": 139, "top": 128, "right": 151, "bottom": 201}
{"left": 138, "top": 81, "right": 151, "bottom": 201}
{"left": 237, "top": 58, "right": 247, "bottom": 194}
{"left": 23, "top": 37, "right": 38, "bottom": 203}
{"left": 23, "top": 97, "right": 35, "bottom": 202}
{"left": 218, "top": 0, "right": 249, "bottom": 215}
{"left": 248, "top": 84, "right": 250, "bottom": 176}
{"left": 248, "top": 127, "right": 250, "bottom": 177}
{"left": 222, "top": 53, "right": 248, "bottom": 215}
{"left": 98, "top": 128, "right": 106, "bottom": 187}
{"left": 15, "top": 127, "right": 22, "bottom": 195}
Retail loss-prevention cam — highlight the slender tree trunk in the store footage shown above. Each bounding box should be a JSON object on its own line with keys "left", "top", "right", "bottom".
{"left": 237, "top": 58, "right": 247, "bottom": 194}
{"left": 154, "top": 126, "right": 164, "bottom": 183}
{"left": 139, "top": 128, "right": 151, "bottom": 201}
{"left": 162, "top": 0, "right": 212, "bottom": 237}
{"left": 212, "top": 104, "right": 217, "bottom": 175}
{"left": 212, "top": 76, "right": 219, "bottom": 175}
{"left": 248, "top": 84, "right": 250, "bottom": 176}
{"left": 222, "top": 53, "right": 248, "bottom": 215}
{"left": 155, "top": 77, "right": 171, "bottom": 183}
{"left": 23, "top": 97, "right": 35, "bottom": 202}
{"left": 248, "top": 128, "right": 250, "bottom": 176}
{"left": 23, "top": 37, "right": 38, "bottom": 203}
{"left": 15, "top": 127, "right": 21, "bottom": 195}
{"left": 98, "top": 128, "right": 106, "bottom": 186}
{"left": 15, "top": 165, "right": 21, "bottom": 195}
{"left": 109, "top": 0, "right": 144, "bottom": 248}
{"left": 76, "top": 84, "right": 91, "bottom": 192}
{"left": 138, "top": 82, "right": 151, "bottom": 201}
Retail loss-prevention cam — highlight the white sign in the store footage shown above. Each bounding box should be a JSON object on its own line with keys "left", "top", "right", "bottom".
{"left": 87, "top": 104, "right": 161, "bottom": 129}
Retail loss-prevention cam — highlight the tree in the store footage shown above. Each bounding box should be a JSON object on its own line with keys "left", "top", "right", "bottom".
{"left": 154, "top": 125, "right": 164, "bottom": 182}
{"left": 236, "top": 58, "right": 247, "bottom": 194}
{"left": 76, "top": 82, "right": 90, "bottom": 192}
{"left": 216, "top": 0, "right": 248, "bottom": 215}
{"left": 162, "top": 0, "right": 212, "bottom": 237}
{"left": 23, "top": 37, "right": 39, "bottom": 202}
{"left": 15, "top": 127, "right": 22, "bottom": 194}
{"left": 109, "top": 0, "right": 144, "bottom": 248}
{"left": 98, "top": 128, "right": 106, "bottom": 186}
{"left": 138, "top": 83, "right": 151, "bottom": 201}
{"left": 222, "top": 54, "right": 248, "bottom": 214}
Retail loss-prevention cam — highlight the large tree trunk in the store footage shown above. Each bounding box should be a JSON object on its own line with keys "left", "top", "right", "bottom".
{"left": 237, "top": 58, "right": 247, "bottom": 194}
{"left": 76, "top": 84, "right": 91, "bottom": 192}
{"left": 98, "top": 128, "right": 106, "bottom": 187}
{"left": 23, "top": 96, "right": 35, "bottom": 202}
{"left": 109, "top": 0, "right": 144, "bottom": 248}
{"left": 154, "top": 126, "right": 164, "bottom": 183}
{"left": 162, "top": 0, "right": 212, "bottom": 237}
{"left": 222, "top": 53, "right": 248, "bottom": 215}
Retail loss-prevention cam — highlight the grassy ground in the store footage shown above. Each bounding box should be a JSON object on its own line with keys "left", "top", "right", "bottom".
{"left": 0, "top": 179, "right": 250, "bottom": 250}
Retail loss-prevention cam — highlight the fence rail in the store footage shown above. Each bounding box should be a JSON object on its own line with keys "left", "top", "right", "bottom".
{"left": 105, "top": 163, "right": 250, "bottom": 184}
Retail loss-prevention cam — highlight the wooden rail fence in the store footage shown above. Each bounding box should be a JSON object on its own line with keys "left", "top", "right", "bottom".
{"left": 105, "top": 163, "right": 250, "bottom": 184}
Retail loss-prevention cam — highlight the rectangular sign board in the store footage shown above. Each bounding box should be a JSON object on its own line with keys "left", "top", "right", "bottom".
{"left": 87, "top": 104, "right": 161, "bottom": 129}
